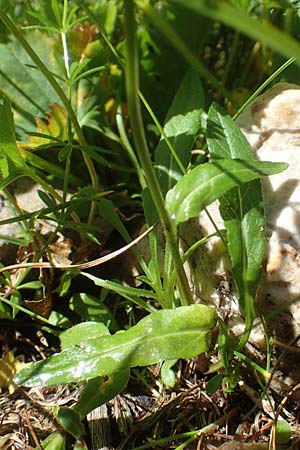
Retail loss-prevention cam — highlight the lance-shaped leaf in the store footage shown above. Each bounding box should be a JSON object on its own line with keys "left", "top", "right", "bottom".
{"left": 207, "top": 103, "right": 266, "bottom": 315}
{"left": 14, "top": 304, "right": 217, "bottom": 387}
{"left": 166, "top": 159, "right": 288, "bottom": 224}
{"left": 155, "top": 68, "right": 204, "bottom": 196}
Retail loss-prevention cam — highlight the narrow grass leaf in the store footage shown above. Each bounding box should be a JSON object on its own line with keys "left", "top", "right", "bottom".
{"left": 155, "top": 68, "right": 204, "bottom": 196}
{"left": 14, "top": 304, "right": 216, "bottom": 386}
{"left": 166, "top": 159, "right": 288, "bottom": 224}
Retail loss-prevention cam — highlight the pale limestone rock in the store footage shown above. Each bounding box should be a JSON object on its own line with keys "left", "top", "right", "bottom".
{"left": 184, "top": 84, "right": 300, "bottom": 370}
{"left": 237, "top": 83, "right": 300, "bottom": 348}
{"left": 0, "top": 178, "right": 56, "bottom": 263}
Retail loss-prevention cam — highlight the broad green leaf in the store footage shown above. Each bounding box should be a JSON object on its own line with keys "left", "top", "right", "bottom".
{"left": 170, "top": 0, "right": 300, "bottom": 62}
{"left": 207, "top": 102, "right": 253, "bottom": 160}
{"left": 160, "top": 359, "right": 177, "bottom": 388}
{"left": 69, "top": 293, "right": 118, "bottom": 330}
{"left": 61, "top": 322, "right": 129, "bottom": 419}
{"left": 205, "top": 374, "right": 223, "bottom": 395}
{"left": 60, "top": 322, "right": 110, "bottom": 350}
{"left": 166, "top": 159, "right": 288, "bottom": 224}
{"left": 207, "top": 104, "right": 266, "bottom": 316}
{"left": 275, "top": 419, "right": 292, "bottom": 445}
{"left": 155, "top": 69, "right": 204, "bottom": 196}
{"left": 40, "top": 431, "right": 66, "bottom": 450}
{"left": 56, "top": 408, "right": 85, "bottom": 439}
{"left": 14, "top": 304, "right": 216, "bottom": 387}
{"left": 73, "top": 370, "right": 130, "bottom": 419}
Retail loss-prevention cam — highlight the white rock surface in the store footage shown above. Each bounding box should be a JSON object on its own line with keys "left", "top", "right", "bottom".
{"left": 183, "top": 84, "right": 300, "bottom": 374}
{"left": 237, "top": 83, "right": 300, "bottom": 347}
{"left": 0, "top": 178, "right": 56, "bottom": 263}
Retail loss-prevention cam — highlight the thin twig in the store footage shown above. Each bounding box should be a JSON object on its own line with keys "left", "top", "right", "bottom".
{"left": 0, "top": 225, "right": 155, "bottom": 273}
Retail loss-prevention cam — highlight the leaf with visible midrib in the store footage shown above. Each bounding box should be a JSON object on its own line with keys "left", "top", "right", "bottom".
{"left": 14, "top": 304, "right": 217, "bottom": 387}
{"left": 207, "top": 103, "right": 267, "bottom": 318}
{"left": 165, "top": 158, "right": 288, "bottom": 225}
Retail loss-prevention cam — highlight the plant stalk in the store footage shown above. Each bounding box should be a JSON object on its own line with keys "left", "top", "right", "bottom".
{"left": 123, "top": 0, "right": 193, "bottom": 306}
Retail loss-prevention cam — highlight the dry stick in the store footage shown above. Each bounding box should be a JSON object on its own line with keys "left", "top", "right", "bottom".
{"left": 0, "top": 225, "right": 155, "bottom": 273}
{"left": 23, "top": 412, "right": 43, "bottom": 450}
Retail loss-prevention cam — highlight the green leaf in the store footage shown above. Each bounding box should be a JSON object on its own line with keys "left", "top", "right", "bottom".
{"left": 73, "top": 370, "right": 130, "bottom": 419}
{"left": 160, "top": 359, "right": 177, "bottom": 388}
{"left": 14, "top": 304, "right": 216, "bottom": 387}
{"left": 60, "top": 322, "right": 110, "bottom": 350}
{"left": 166, "top": 159, "right": 288, "bottom": 224}
{"left": 207, "top": 104, "right": 268, "bottom": 347}
{"left": 56, "top": 408, "right": 85, "bottom": 439}
{"left": 57, "top": 323, "right": 128, "bottom": 419}
{"left": 205, "top": 374, "right": 223, "bottom": 394}
{"left": 0, "top": 93, "right": 26, "bottom": 178}
{"left": 155, "top": 68, "right": 204, "bottom": 196}
{"left": 207, "top": 102, "right": 253, "bottom": 160}
{"left": 40, "top": 431, "right": 66, "bottom": 450}
{"left": 69, "top": 293, "right": 118, "bottom": 330}
{"left": 275, "top": 419, "right": 292, "bottom": 445}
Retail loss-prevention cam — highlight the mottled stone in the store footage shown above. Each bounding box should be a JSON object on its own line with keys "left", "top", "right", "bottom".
{"left": 183, "top": 84, "right": 300, "bottom": 378}
{"left": 0, "top": 178, "right": 56, "bottom": 263}
{"left": 237, "top": 83, "right": 300, "bottom": 348}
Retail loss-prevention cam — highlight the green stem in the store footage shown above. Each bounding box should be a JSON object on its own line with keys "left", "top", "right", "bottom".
{"left": 237, "top": 292, "right": 255, "bottom": 351}
{"left": 123, "top": 0, "right": 192, "bottom": 306}
{"left": 0, "top": 9, "right": 98, "bottom": 223}
{"left": 116, "top": 104, "right": 147, "bottom": 189}
{"left": 0, "top": 295, "right": 60, "bottom": 326}
{"left": 139, "top": 91, "right": 186, "bottom": 175}
{"left": 234, "top": 56, "right": 296, "bottom": 120}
